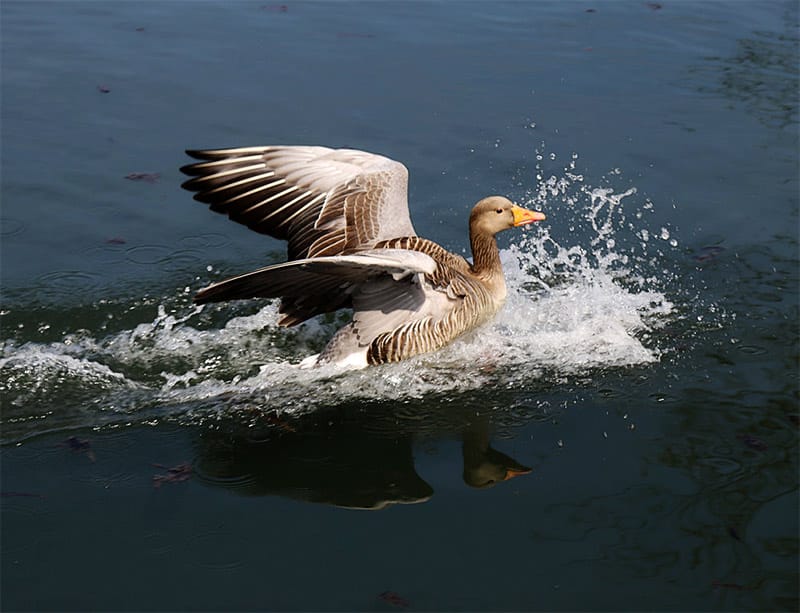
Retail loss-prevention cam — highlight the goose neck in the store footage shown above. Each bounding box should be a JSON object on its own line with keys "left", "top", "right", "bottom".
{"left": 469, "top": 230, "right": 502, "bottom": 277}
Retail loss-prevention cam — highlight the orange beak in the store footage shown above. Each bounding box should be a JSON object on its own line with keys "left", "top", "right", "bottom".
{"left": 503, "top": 467, "right": 533, "bottom": 481}
{"left": 511, "top": 205, "right": 546, "bottom": 227}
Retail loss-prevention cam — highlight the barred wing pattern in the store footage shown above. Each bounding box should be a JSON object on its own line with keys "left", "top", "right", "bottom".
{"left": 180, "top": 146, "right": 537, "bottom": 367}
{"left": 180, "top": 146, "right": 417, "bottom": 260}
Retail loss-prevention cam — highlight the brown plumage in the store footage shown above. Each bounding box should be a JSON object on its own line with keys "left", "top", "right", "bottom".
{"left": 180, "top": 146, "right": 545, "bottom": 368}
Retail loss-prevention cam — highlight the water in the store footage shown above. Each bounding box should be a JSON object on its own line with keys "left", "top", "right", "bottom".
{"left": 2, "top": 2, "right": 798, "bottom": 611}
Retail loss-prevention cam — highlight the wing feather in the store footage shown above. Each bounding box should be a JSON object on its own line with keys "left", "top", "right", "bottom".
{"left": 181, "top": 146, "right": 417, "bottom": 259}
{"left": 193, "top": 250, "right": 438, "bottom": 326}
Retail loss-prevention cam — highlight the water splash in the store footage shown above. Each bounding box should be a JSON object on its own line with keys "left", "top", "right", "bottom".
{"left": 0, "top": 155, "right": 679, "bottom": 441}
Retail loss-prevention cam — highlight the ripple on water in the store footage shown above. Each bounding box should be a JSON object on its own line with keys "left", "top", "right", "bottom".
{"left": 141, "top": 529, "right": 177, "bottom": 556}
{"left": 125, "top": 244, "right": 173, "bottom": 265}
{"left": 0, "top": 217, "right": 26, "bottom": 238}
{"left": 80, "top": 245, "right": 127, "bottom": 264}
{"left": 597, "top": 386, "right": 629, "bottom": 400}
{"left": 185, "top": 528, "right": 247, "bottom": 572}
{"left": 158, "top": 249, "right": 206, "bottom": 273}
{"left": 738, "top": 344, "right": 768, "bottom": 356}
{"left": 178, "top": 233, "right": 231, "bottom": 249}
{"left": 32, "top": 270, "right": 102, "bottom": 302}
{"left": 694, "top": 456, "right": 744, "bottom": 478}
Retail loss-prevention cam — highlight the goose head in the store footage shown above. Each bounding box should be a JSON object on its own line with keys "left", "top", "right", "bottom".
{"left": 469, "top": 196, "right": 546, "bottom": 236}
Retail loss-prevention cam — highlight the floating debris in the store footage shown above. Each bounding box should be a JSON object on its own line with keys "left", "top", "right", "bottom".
{"left": 261, "top": 4, "right": 287, "bottom": 11}
{"left": 379, "top": 591, "right": 410, "bottom": 608}
{"left": 152, "top": 462, "right": 192, "bottom": 488}
{"left": 1, "top": 491, "right": 46, "bottom": 499}
{"left": 97, "top": 85, "right": 111, "bottom": 94}
{"left": 692, "top": 245, "right": 725, "bottom": 263}
{"left": 737, "top": 434, "right": 768, "bottom": 452}
{"left": 124, "top": 172, "right": 160, "bottom": 183}
{"left": 105, "top": 237, "right": 127, "bottom": 245}
{"left": 711, "top": 579, "right": 753, "bottom": 591}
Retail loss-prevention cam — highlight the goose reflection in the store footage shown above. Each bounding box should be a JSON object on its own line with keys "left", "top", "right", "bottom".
{"left": 193, "top": 402, "right": 531, "bottom": 510}
{"left": 462, "top": 424, "right": 532, "bottom": 488}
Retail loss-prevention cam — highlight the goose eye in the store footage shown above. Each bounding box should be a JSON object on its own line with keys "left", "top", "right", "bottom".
{"left": 495, "top": 208, "right": 503, "bottom": 214}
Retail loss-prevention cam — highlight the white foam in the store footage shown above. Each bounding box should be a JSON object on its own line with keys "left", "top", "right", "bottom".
{"left": 0, "top": 156, "right": 678, "bottom": 429}
{"left": 0, "top": 340, "right": 138, "bottom": 408}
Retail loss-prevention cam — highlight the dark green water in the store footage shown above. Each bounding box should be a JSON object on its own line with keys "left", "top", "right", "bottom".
{"left": 2, "top": 2, "right": 798, "bottom": 611}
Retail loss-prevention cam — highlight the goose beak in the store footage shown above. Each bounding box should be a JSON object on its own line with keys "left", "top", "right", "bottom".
{"left": 503, "top": 467, "right": 533, "bottom": 480}
{"left": 511, "top": 205, "right": 546, "bottom": 227}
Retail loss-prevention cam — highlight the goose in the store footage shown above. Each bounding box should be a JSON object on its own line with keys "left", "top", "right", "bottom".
{"left": 180, "top": 146, "right": 545, "bottom": 368}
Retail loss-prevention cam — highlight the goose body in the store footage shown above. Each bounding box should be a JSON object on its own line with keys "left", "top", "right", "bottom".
{"left": 180, "top": 146, "right": 545, "bottom": 368}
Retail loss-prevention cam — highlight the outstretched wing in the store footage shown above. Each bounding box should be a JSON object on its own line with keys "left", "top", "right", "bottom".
{"left": 193, "top": 249, "right": 438, "bottom": 327}
{"left": 180, "top": 146, "right": 417, "bottom": 260}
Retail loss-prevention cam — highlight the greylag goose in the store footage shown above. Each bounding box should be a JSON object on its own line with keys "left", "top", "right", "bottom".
{"left": 180, "top": 146, "right": 545, "bottom": 368}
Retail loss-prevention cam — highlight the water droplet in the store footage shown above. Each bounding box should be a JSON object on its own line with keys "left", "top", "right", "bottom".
{"left": 660, "top": 228, "right": 670, "bottom": 240}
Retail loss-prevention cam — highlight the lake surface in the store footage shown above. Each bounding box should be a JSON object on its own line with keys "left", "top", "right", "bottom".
{"left": 1, "top": 1, "right": 798, "bottom": 611}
